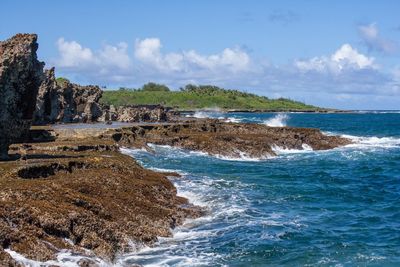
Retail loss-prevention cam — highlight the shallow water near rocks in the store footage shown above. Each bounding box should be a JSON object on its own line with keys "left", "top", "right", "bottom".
{"left": 119, "top": 112, "right": 400, "bottom": 266}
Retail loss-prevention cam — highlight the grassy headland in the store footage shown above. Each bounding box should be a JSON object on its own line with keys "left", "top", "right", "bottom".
{"left": 100, "top": 83, "right": 324, "bottom": 111}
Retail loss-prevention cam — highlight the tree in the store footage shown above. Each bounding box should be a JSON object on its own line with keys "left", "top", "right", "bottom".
{"left": 141, "top": 82, "right": 170, "bottom": 92}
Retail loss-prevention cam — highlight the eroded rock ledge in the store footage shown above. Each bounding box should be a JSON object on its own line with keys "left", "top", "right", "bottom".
{"left": 100, "top": 119, "right": 352, "bottom": 159}
{"left": 0, "top": 137, "right": 202, "bottom": 266}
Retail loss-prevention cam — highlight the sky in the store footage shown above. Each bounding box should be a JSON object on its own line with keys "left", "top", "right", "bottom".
{"left": 1, "top": 0, "right": 400, "bottom": 109}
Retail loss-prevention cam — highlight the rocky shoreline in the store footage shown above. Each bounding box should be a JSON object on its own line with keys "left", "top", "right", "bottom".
{"left": 0, "top": 33, "right": 352, "bottom": 266}
{"left": 0, "top": 130, "right": 203, "bottom": 266}
{"left": 0, "top": 119, "right": 352, "bottom": 265}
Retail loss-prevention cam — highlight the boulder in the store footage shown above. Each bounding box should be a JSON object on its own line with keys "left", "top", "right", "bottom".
{"left": 34, "top": 69, "right": 103, "bottom": 124}
{"left": 0, "top": 34, "right": 44, "bottom": 160}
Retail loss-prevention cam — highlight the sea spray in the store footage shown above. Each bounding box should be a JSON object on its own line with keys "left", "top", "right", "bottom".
{"left": 187, "top": 108, "right": 242, "bottom": 123}
{"left": 264, "top": 113, "right": 289, "bottom": 127}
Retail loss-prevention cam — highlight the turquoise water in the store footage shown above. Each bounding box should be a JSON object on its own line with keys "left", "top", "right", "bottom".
{"left": 120, "top": 112, "right": 400, "bottom": 266}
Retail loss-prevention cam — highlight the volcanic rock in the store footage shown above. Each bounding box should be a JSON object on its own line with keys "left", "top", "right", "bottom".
{"left": 101, "top": 119, "right": 352, "bottom": 158}
{"left": 0, "top": 33, "right": 44, "bottom": 160}
{"left": 99, "top": 104, "right": 169, "bottom": 123}
{"left": 34, "top": 69, "right": 103, "bottom": 124}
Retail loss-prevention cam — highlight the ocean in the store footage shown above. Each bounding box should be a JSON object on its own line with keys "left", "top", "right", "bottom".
{"left": 118, "top": 112, "right": 400, "bottom": 266}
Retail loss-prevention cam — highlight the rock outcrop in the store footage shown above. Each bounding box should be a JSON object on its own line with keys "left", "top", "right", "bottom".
{"left": 0, "top": 131, "right": 202, "bottom": 265}
{"left": 35, "top": 69, "right": 172, "bottom": 124}
{"left": 34, "top": 69, "right": 103, "bottom": 124}
{"left": 100, "top": 119, "right": 352, "bottom": 159}
{"left": 0, "top": 34, "right": 44, "bottom": 160}
{"left": 99, "top": 104, "right": 169, "bottom": 123}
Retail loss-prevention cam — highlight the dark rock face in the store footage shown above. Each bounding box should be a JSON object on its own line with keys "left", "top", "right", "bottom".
{"left": 0, "top": 34, "right": 44, "bottom": 160}
{"left": 34, "top": 69, "right": 103, "bottom": 124}
{"left": 99, "top": 104, "right": 169, "bottom": 123}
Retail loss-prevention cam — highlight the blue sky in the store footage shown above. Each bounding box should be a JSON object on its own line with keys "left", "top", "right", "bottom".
{"left": 1, "top": 0, "right": 400, "bottom": 109}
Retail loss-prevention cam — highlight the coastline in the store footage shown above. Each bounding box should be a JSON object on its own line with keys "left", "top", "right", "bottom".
{"left": 0, "top": 119, "right": 352, "bottom": 265}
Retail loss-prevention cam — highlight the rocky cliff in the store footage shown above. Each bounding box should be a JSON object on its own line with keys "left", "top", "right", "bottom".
{"left": 0, "top": 34, "right": 44, "bottom": 160}
{"left": 34, "top": 68, "right": 103, "bottom": 124}
{"left": 35, "top": 68, "right": 172, "bottom": 124}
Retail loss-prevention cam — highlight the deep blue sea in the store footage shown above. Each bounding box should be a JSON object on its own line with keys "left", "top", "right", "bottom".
{"left": 117, "top": 112, "right": 400, "bottom": 267}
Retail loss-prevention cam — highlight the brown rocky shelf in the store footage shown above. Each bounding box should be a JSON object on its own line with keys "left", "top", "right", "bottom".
{"left": 0, "top": 133, "right": 203, "bottom": 266}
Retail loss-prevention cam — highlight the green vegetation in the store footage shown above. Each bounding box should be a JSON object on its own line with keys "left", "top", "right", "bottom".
{"left": 55, "top": 77, "right": 70, "bottom": 87}
{"left": 101, "top": 83, "right": 322, "bottom": 111}
{"left": 141, "top": 82, "right": 170, "bottom": 92}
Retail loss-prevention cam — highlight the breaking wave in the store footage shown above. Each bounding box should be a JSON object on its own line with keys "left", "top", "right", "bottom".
{"left": 342, "top": 134, "right": 400, "bottom": 149}
{"left": 264, "top": 113, "right": 289, "bottom": 127}
{"left": 186, "top": 109, "right": 242, "bottom": 123}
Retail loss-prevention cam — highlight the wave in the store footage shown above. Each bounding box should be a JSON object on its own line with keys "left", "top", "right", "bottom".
{"left": 342, "top": 134, "right": 400, "bottom": 149}
{"left": 186, "top": 109, "right": 242, "bottom": 123}
{"left": 113, "top": 166, "right": 252, "bottom": 266}
{"left": 264, "top": 113, "right": 289, "bottom": 127}
{"left": 142, "top": 143, "right": 271, "bottom": 162}
{"left": 272, "top": 144, "right": 313, "bottom": 154}
{"left": 353, "top": 110, "right": 400, "bottom": 114}
{"left": 5, "top": 249, "right": 111, "bottom": 267}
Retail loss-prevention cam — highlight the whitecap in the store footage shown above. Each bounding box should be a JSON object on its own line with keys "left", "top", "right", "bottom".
{"left": 264, "top": 113, "right": 289, "bottom": 127}
{"left": 5, "top": 249, "right": 111, "bottom": 267}
{"left": 186, "top": 109, "right": 242, "bottom": 123}
{"left": 271, "top": 143, "right": 314, "bottom": 154}
{"left": 341, "top": 134, "right": 400, "bottom": 149}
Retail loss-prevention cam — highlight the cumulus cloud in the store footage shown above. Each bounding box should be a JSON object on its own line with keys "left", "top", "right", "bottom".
{"left": 134, "top": 38, "right": 251, "bottom": 73}
{"left": 57, "top": 38, "right": 97, "bottom": 67}
{"left": 56, "top": 38, "right": 131, "bottom": 71}
{"left": 53, "top": 37, "right": 400, "bottom": 108}
{"left": 295, "top": 44, "right": 376, "bottom": 73}
{"left": 55, "top": 38, "right": 133, "bottom": 83}
{"left": 358, "top": 23, "right": 397, "bottom": 53}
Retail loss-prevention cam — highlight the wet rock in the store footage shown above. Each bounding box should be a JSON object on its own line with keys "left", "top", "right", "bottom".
{"left": 103, "top": 119, "right": 352, "bottom": 158}
{"left": 0, "top": 33, "right": 44, "bottom": 160}
{"left": 0, "top": 137, "right": 201, "bottom": 264}
{"left": 34, "top": 69, "right": 103, "bottom": 124}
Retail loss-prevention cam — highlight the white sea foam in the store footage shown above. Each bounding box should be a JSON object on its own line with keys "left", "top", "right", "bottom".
{"left": 341, "top": 134, "right": 400, "bottom": 149}
{"left": 145, "top": 143, "right": 270, "bottom": 162}
{"left": 186, "top": 109, "right": 242, "bottom": 123}
{"left": 264, "top": 113, "right": 289, "bottom": 127}
{"left": 272, "top": 143, "right": 314, "bottom": 154}
{"left": 214, "top": 151, "right": 272, "bottom": 161}
{"left": 5, "top": 249, "right": 111, "bottom": 267}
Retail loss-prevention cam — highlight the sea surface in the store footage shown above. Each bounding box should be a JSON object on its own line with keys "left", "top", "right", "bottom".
{"left": 119, "top": 111, "right": 400, "bottom": 266}
{"left": 9, "top": 112, "right": 400, "bottom": 266}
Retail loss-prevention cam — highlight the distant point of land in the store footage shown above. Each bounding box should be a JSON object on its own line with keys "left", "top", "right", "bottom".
{"left": 101, "top": 82, "right": 329, "bottom": 112}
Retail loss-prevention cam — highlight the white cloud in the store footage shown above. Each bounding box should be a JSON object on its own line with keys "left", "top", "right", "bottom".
{"left": 331, "top": 44, "right": 375, "bottom": 69}
{"left": 134, "top": 38, "right": 251, "bottom": 73}
{"left": 56, "top": 38, "right": 131, "bottom": 71}
{"left": 53, "top": 37, "right": 400, "bottom": 109}
{"left": 358, "top": 23, "right": 397, "bottom": 53}
{"left": 295, "top": 44, "right": 376, "bottom": 73}
{"left": 57, "top": 38, "right": 97, "bottom": 67}
{"left": 99, "top": 42, "right": 131, "bottom": 70}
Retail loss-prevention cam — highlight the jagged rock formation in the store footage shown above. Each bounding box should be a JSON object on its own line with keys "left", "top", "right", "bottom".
{"left": 0, "top": 33, "right": 44, "bottom": 160}
{"left": 35, "top": 69, "right": 171, "bottom": 124}
{"left": 100, "top": 119, "right": 352, "bottom": 158}
{"left": 34, "top": 68, "right": 103, "bottom": 124}
{"left": 99, "top": 104, "right": 169, "bottom": 123}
